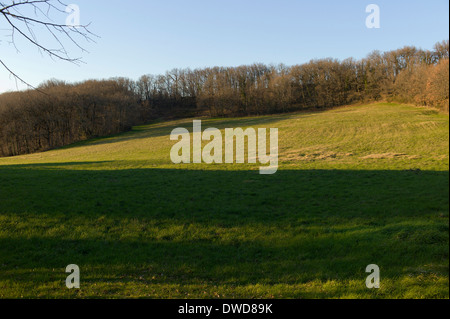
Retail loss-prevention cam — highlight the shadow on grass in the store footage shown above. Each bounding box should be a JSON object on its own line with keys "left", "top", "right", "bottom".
{"left": 1, "top": 164, "right": 448, "bottom": 220}
{"left": 62, "top": 114, "right": 293, "bottom": 151}
{"left": 0, "top": 164, "right": 448, "bottom": 296}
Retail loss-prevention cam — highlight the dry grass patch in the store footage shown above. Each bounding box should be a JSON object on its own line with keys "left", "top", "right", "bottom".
{"left": 361, "top": 153, "right": 421, "bottom": 160}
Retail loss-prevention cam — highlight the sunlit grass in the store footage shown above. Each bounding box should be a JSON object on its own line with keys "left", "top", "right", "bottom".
{"left": 0, "top": 103, "right": 448, "bottom": 298}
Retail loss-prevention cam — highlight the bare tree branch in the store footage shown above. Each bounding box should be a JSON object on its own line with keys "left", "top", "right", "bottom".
{"left": 0, "top": 0, "right": 97, "bottom": 91}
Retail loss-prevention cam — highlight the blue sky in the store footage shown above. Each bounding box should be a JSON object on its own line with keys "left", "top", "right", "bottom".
{"left": 0, "top": 0, "right": 448, "bottom": 93}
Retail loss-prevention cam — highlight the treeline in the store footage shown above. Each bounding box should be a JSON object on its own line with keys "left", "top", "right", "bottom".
{"left": 0, "top": 79, "right": 140, "bottom": 157}
{"left": 134, "top": 40, "right": 449, "bottom": 116}
{"left": 0, "top": 40, "right": 448, "bottom": 157}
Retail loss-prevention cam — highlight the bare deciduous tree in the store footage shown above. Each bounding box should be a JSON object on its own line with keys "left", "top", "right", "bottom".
{"left": 1, "top": 39, "right": 449, "bottom": 157}
{"left": 0, "top": 0, "right": 95, "bottom": 89}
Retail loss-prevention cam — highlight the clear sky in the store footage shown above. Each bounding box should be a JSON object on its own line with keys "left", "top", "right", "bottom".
{"left": 0, "top": 0, "right": 448, "bottom": 93}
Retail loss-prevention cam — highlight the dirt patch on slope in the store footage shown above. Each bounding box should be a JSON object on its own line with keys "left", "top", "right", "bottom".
{"left": 361, "top": 153, "right": 421, "bottom": 160}
{"left": 281, "top": 150, "right": 354, "bottom": 162}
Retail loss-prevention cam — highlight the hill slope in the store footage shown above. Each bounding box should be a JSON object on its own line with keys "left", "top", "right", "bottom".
{"left": 0, "top": 103, "right": 448, "bottom": 298}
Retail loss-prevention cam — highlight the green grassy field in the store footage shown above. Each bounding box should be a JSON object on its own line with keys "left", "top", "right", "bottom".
{"left": 0, "top": 103, "right": 448, "bottom": 299}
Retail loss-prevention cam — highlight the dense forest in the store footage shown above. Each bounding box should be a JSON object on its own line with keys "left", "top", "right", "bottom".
{"left": 0, "top": 40, "right": 448, "bottom": 157}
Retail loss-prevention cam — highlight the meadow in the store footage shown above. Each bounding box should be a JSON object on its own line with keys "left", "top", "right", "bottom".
{"left": 0, "top": 103, "right": 448, "bottom": 299}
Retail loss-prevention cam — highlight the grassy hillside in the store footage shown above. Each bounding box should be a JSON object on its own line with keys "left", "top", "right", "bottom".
{"left": 0, "top": 103, "right": 448, "bottom": 299}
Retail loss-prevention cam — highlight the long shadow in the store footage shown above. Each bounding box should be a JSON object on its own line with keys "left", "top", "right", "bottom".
{"left": 1, "top": 164, "right": 448, "bottom": 221}
{"left": 0, "top": 165, "right": 448, "bottom": 296}
{"left": 58, "top": 114, "right": 296, "bottom": 151}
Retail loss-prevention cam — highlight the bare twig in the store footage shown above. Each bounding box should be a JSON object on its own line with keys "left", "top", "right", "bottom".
{"left": 0, "top": 0, "right": 97, "bottom": 91}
